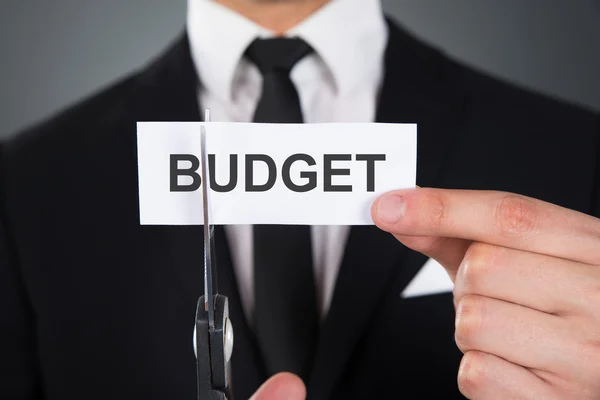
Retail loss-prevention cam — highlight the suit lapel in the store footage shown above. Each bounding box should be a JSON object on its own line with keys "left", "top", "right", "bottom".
{"left": 130, "top": 34, "right": 265, "bottom": 399}
{"left": 376, "top": 19, "right": 469, "bottom": 190}
{"left": 307, "top": 226, "right": 406, "bottom": 400}
{"left": 307, "top": 20, "right": 469, "bottom": 400}
{"left": 131, "top": 33, "right": 203, "bottom": 310}
{"left": 133, "top": 34, "right": 201, "bottom": 123}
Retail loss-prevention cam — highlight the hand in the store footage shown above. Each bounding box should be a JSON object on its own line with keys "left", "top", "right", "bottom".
{"left": 372, "top": 188, "right": 600, "bottom": 399}
{"left": 249, "top": 372, "right": 306, "bottom": 400}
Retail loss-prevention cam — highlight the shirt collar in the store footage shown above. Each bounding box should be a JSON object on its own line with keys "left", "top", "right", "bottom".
{"left": 186, "top": 0, "right": 388, "bottom": 102}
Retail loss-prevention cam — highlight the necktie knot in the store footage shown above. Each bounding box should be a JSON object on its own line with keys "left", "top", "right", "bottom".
{"left": 245, "top": 37, "right": 314, "bottom": 75}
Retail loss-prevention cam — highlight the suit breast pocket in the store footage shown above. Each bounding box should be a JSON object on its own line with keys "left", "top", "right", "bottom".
{"left": 401, "top": 258, "right": 454, "bottom": 299}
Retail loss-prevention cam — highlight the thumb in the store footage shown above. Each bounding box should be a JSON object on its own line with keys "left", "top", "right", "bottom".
{"left": 372, "top": 191, "right": 471, "bottom": 281}
{"left": 249, "top": 372, "right": 306, "bottom": 400}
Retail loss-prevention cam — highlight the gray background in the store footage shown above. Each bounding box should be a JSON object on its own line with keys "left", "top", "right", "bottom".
{"left": 1, "top": 0, "right": 599, "bottom": 137}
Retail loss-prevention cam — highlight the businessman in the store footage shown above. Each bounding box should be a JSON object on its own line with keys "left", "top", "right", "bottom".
{"left": 1, "top": 0, "right": 599, "bottom": 399}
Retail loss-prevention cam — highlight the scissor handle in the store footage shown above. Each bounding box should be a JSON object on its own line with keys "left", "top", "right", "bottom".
{"left": 195, "top": 294, "right": 234, "bottom": 400}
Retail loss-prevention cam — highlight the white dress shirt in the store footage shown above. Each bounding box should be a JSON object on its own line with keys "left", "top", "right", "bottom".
{"left": 186, "top": 0, "right": 388, "bottom": 322}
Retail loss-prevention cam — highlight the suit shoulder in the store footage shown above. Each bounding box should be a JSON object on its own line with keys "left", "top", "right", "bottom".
{"left": 0, "top": 71, "right": 150, "bottom": 210}
{"left": 456, "top": 60, "right": 598, "bottom": 129}
{"left": 3, "top": 72, "right": 141, "bottom": 161}
{"left": 385, "top": 18, "right": 597, "bottom": 130}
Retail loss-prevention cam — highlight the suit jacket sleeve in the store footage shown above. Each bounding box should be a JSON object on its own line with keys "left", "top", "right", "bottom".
{"left": 0, "top": 141, "right": 42, "bottom": 399}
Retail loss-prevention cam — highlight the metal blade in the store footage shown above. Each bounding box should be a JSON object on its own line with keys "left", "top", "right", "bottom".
{"left": 201, "top": 109, "right": 215, "bottom": 329}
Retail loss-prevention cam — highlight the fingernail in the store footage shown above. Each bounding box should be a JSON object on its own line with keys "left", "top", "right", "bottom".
{"left": 376, "top": 194, "right": 406, "bottom": 224}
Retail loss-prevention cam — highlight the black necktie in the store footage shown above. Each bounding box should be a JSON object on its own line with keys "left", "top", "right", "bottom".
{"left": 245, "top": 38, "right": 318, "bottom": 381}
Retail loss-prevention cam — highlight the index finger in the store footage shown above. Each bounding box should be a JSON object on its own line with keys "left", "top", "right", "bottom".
{"left": 372, "top": 188, "right": 600, "bottom": 266}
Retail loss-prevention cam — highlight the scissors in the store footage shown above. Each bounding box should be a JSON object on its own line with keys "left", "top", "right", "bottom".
{"left": 194, "top": 109, "right": 234, "bottom": 400}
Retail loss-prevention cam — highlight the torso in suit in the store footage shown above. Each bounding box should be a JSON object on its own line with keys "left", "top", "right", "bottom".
{"left": 0, "top": 18, "right": 598, "bottom": 400}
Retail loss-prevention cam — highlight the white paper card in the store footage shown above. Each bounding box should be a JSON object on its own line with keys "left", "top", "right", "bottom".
{"left": 137, "top": 122, "right": 416, "bottom": 225}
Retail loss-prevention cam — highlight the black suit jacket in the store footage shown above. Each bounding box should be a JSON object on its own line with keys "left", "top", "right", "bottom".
{"left": 1, "top": 19, "right": 598, "bottom": 400}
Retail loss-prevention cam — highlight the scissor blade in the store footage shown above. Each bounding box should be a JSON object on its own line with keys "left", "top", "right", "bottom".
{"left": 200, "top": 115, "right": 215, "bottom": 329}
